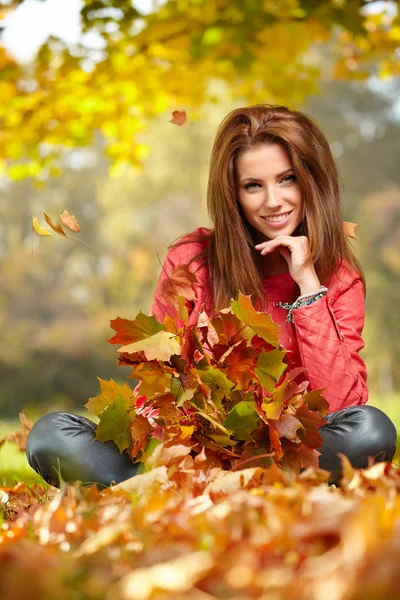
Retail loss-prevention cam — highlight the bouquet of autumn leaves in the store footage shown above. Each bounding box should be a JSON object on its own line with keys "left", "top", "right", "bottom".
{"left": 85, "top": 265, "right": 331, "bottom": 477}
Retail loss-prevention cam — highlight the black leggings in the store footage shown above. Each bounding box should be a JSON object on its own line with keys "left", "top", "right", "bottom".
{"left": 25, "top": 405, "right": 398, "bottom": 488}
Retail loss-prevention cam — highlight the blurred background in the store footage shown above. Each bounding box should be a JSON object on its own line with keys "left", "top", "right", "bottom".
{"left": 0, "top": 0, "right": 399, "bottom": 481}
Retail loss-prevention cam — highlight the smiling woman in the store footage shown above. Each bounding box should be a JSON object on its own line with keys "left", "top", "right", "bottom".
{"left": 235, "top": 143, "right": 303, "bottom": 277}
{"left": 25, "top": 104, "right": 398, "bottom": 489}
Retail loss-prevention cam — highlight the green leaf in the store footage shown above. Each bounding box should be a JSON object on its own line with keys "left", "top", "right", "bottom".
{"left": 95, "top": 395, "right": 136, "bottom": 453}
{"left": 108, "top": 313, "right": 166, "bottom": 344}
{"left": 171, "top": 376, "right": 197, "bottom": 407}
{"left": 118, "top": 330, "right": 182, "bottom": 361}
{"left": 223, "top": 398, "right": 260, "bottom": 441}
{"left": 231, "top": 292, "right": 280, "bottom": 346}
{"left": 198, "top": 367, "right": 235, "bottom": 394}
{"left": 255, "top": 349, "right": 287, "bottom": 392}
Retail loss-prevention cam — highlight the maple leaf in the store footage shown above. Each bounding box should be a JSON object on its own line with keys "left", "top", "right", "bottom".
{"left": 293, "top": 403, "right": 327, "bottom": 449}
{"left": 223, "top": 396, "right": 260, "bottom": 441}
{"left": 130, "top": 414, "right": 152, "bottom": 460}
{"left": 280, "top": 442, "right": 322, "bottom": 473}
{"left": 273, "top": 413, "right": 305, "bottom": 442}
{"left": 159, "top": 263, "right": 199, "bottom": 305}
{"left": 118, "top": 330, "right": 182, "bottom": 361}
{"left": 343, "top": 221, "right": 358, "bottom": 240}
{"left": 219, "top": 341, "right": 256, "bottom": 390}
{"left": 255, "top": 348, "right": 288, "bottom": 392}
{"left": 95, "top": 395, "right": 136, "bottom": 453}
{"left": 211, "top": 312, "right": 250, "bottom": 345}
{"left": 231, "top": 292, "right": 280, "bottom": 347}
{"left": 169, "top": 109, "right": 187, "bottom": 126}
{"left": 59, "top": 210, "right": 80, "bottom": 232}
{"left": 130, "top": 363, "right": 172, "bottom": 400}
{"left": 108, "top": 313, "right": 166, "bottom": 345}
{"left": 32, "top": 216, "right": 53, "bottom": 236}
{"left": 198, "top": 367, "right": 235, "bottom": 395}
{"left": 85, "top": 378, "right": 134, "bottom": 416}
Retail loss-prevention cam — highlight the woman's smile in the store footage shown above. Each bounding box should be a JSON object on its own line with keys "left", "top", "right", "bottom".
{"left": 261, "top": 210, "right": 294, "bottom": 227}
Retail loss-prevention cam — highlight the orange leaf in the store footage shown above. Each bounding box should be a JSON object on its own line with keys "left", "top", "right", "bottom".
{"left": 42, "top": 210, "right": 66, "bottom": 236}
{"left": 343, "top": 221, "right": 358, "bottom": 240}
{"left": 0, "top": 411, "right": 35, "bottom": 452}
{"left": 59, "top": 210, "right": 80, "bottom": 232}
{"left": 130, "top": 414, "right": 152, "bottom": 460}
{"left": 160, "top": 264, "right": 199, "bottom": 305}
{"left": 170, "top": 110, "right": 187, "bottom": 126}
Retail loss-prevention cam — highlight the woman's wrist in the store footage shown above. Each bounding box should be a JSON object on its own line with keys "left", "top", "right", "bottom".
{"left": 297, "top": 273, "right": 322, "bottom": 296}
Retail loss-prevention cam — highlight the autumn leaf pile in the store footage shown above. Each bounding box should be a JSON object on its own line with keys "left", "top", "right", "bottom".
{"left": 85, "top": 281, "right": 331, "bottom": 479}
{"left": 2, "top": 458, "right": 400, "bottom": 600}
{"left": 2, "top": 264, "right": 400, "bottom": 598}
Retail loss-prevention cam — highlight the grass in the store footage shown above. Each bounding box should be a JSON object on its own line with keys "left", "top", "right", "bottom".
{"left": 0, "top": 409, "right": 94, "bottom": 487}
{"left": 0, "top": 395, "right": 399, "bottom": 487}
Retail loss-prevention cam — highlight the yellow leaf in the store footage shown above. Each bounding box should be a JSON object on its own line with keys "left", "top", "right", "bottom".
{"left": 32, "top": 216, "right": 53, "bottom": 236}
{"left": 42, "top": 210, "right": 66, "bottom": 236}
{"left": 179, "top": 425, "right": 195, "bottom": 439}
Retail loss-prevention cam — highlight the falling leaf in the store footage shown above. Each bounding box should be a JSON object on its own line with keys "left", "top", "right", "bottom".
{"left": 169, "top": 110, "right": 187, "bottom": 126}
{"left": 42, "top": 210, "right": 67, "bottom": 236}
{"left": 59, "top": 210, "right": 80, "bottom": 232}
{"left": 343, "top": 221, "right": 358, "bottom": 240}
{"left": 37, "top": 209, "right": 91, "bottom": 250}
{"left": 32, "top": 216, "right": 53, "bottom": 236}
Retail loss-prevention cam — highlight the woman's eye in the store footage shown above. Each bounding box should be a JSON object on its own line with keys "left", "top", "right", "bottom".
{"left": 244, "top": 175, "right": 296, "bottom": 191}
{"left": 244, "top": 182, "right": 260, "bottom": 190}
{"left": 282, "top": 175, "right": 296, "bottom": 183}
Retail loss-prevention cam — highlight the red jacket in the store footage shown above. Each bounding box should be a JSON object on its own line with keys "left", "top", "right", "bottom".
{"left": 149, "top": 227, "right": 368, "bottom": 414}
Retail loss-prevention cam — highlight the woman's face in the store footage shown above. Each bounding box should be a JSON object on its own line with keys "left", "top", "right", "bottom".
{"left": 235, "top": 142, "right": 303, "bottom": 242}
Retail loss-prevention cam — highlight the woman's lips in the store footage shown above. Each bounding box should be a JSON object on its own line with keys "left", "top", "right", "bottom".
{"left": 261, "top": 211, "right": 293, "bottom": 228}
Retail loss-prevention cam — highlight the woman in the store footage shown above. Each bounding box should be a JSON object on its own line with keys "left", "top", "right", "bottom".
{"left": 26, "top": 104, "right": 397, "bottom": 488}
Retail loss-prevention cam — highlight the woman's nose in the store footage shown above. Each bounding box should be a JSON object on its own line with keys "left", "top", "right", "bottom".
{"left": 263, "top": 187, "right": 283, "bottom": 209}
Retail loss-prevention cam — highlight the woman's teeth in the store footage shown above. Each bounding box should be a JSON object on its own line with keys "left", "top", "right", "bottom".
{"left": 264, "top": 212, "right": 292, "bottom": 222}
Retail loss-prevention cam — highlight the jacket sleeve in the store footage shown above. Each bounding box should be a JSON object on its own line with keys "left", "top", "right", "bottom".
{"left": 292, "top": 269, "right": 368, "bottom": 413}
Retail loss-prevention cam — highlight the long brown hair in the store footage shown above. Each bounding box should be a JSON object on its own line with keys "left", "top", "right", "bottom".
{"left": 171, "top": 104, "right": 365, "bottom": 311}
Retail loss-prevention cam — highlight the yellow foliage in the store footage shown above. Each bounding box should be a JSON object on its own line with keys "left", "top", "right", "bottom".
{"left": 0, "top": 0, "right": 399, "bottom": 179}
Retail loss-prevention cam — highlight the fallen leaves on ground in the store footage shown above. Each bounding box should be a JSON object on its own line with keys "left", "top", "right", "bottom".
{"left": 0, "top": 411, "right": 34, "bottom": 452}
{"left": 1, "top": 455, "right": 400, "bottom": 600}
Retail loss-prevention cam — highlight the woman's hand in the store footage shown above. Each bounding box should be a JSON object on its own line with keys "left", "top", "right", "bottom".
{"left": 255, "top": 235, "right": 321, "bottom": 295}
